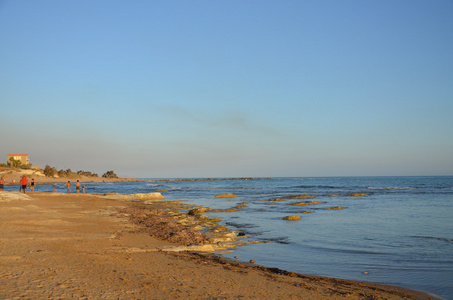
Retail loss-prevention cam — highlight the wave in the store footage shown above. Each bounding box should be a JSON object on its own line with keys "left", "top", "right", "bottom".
{"left": 410, "top": 236, "right": 453, "bottom": 243}
{"left": 293, "top": 185, "right": 339, "bottom": 189}
{"left": 367, "top": 186, "right": 417, "bottom": 190}
{"left": 305, "top": 244, "right": 390, "bottom": 256}
{"left": 225, "top": 221, "right": 260, "bottom": 229}
{"left": 267, "top": 237, "right": 290, "bottom": 244}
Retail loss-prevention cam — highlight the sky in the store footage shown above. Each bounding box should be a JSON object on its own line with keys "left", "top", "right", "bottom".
{"left": 1, "top": 1, "right": 452, "bottom": 178}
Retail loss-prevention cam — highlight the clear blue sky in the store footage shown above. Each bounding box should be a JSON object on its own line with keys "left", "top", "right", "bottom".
{"left": 1, "top": 1, "right": 452, "bottom": 178}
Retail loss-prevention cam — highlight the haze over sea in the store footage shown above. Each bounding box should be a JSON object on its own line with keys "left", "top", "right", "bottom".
{"left": 16, "top": 176, "right": 453, "bottom": 299}
{"left": 1, "top": 1, "right": 452, "bottom": 179}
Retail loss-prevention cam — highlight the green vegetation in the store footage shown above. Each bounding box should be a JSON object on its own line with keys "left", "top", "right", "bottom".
{"left": 58, "top": 168, "right": 73, "bottom": 177}
{"left": 102, "top": 170, "right": 118, "bottom": 178}
{"left": 43, "top": 165, "right": 57, "bottom": 177}
{"left": 8, "top": 157, "right": 21, "bottom": 168}
{"left": 7, "top": 157, "right": 31, "bottom": 169}
{"left": 43, "top": 164, "right": 115, "bottom": 179}
{"left": 77, "top": 170, "right": 98, "bottom": 177}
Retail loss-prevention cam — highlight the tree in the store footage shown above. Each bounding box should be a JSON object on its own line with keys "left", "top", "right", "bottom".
{"left": 8, "top": 157, "right": 21, "bottom": 168}
{"left": 77, "top": 170, "right": 99, "bottom": 177}
{"left": 43, "top": 165, "right": 57, "bottom": 177}
{"left": 102, "top": 170, "right": 118, "bottom": 178}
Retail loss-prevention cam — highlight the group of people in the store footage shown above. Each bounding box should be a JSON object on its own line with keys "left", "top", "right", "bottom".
{"left": 0, "top": 177, "right": 85, "bottom": 194}
{"left": 0, "top": 176, "right": 36, "bottom": 194}
{"left": 21, "top": 176, "right": 34, "bottom": 193}
{"left": 7, "top": 176, "right": 36, "bottom": 194}
{"left": 65, "top": 180, "right": 85, "bottom": 194}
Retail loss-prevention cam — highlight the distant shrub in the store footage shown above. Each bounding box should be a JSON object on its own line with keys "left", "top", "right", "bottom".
{"left": 77, "top": 170, "right": 99, "bottom": 177}
{"left": 44, "top": 165, "right": 57, "bottom": 177}
{"left": 102, "top": 170, "right": 118, "bottom": 178}
{"left": 44, "top": 165, "right": 103, "bottom": 178}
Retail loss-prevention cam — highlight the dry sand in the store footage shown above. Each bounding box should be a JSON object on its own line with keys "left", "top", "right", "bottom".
{"left": 0, "top": 191, "right": 439, "bottom": 299}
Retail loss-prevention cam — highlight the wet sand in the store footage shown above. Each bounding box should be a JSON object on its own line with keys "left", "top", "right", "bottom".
{"left": 0, "top": 191, "right": 439, "bottom": 299}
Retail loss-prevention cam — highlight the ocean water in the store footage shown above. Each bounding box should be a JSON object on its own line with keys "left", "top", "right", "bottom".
{"left": 12, "top": 176, "right": 453, "bottom": 299}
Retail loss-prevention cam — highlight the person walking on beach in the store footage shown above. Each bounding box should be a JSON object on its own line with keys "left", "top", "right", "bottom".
{"left": 82, "top": 185, "right": 85, "bottom": 194}
{"left": 30, "top": 179, "right": 35, "bottom": 193}
{"left": 53, "top": 186, "right": 57, "bottom": 192}
{"left": 0, "top": 177, "right": 5, "bottom": 191}
{"left": 66, "top": 181, "right": 71, "bottom": 193}
{"left": 76, "top": 180, "right": 81, "bottom": 194}
{"left": 20, "top": 176, "right": 27, "bottom": 194}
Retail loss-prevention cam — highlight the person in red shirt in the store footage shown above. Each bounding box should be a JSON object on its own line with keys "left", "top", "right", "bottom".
{"left": 20, "top": 176, "right": 27, "bottom": 194}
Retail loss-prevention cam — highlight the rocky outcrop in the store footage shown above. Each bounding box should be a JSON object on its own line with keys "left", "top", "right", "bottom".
{"left": 215, "top": 193, "right": 237, "bottom": 198}
{"left": 119, "top": 204, "right": 205, "bottom": 245}
{"left": 161, "top": 239, "right": 269, "bottom": 253}
{"left": 0, "top": 192, "right": 33, "bottom": 202}
{"left": 188, "top": 202, "right": 248, "bottom": 215}
{"left": 283, "top": 215, "right": 302, "bottom": 221}
{"left": 188, "top": 207, "right": 211, "bottom": 215}
{"left": 119, "top": 199, "right": 258, "bottom": 253}
{"left": 286, "top": 194, "right": 316, "bottom": 199}
{"left": 267, "top": 194, "right": 317, "bottom": 202}
{"left": 289, "top": 201, "right": 322, "bottom": 206}
{"left": 162, "top": 244, "right": 217, "bottom": 252}
{"left": 103, "top": 192, "right": 165, "bottom": 201}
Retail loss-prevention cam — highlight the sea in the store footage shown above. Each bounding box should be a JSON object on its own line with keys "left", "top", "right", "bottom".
{"left": 9, "top": 176, "right": 453, "bottom": 299}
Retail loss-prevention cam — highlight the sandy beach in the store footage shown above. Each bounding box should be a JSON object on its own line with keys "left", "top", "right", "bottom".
{"left": 0, "top": 190, "right": 439, "bottom": 299}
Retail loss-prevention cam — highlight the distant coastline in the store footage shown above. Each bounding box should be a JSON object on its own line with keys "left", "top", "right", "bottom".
{"left": 154, "top": 177, "right": 272, "bottom": 182}
{"left": 0, "top": 167, "right": 138, "bottom": 184}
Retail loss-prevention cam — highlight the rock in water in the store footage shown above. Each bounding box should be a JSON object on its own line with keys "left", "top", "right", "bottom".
{"left": 214, "top": 193, "right": 237, "bottom": 198}
{"left": 283, "top": 215, "right": 302, "bottom": 221}
{"left": 103, "top": 192, "right": 165, "bottom": 200}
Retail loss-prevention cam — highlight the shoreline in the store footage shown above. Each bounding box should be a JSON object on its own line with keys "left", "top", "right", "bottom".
{"left": 0, "top": 191, "right": 441, "bottom": 299}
